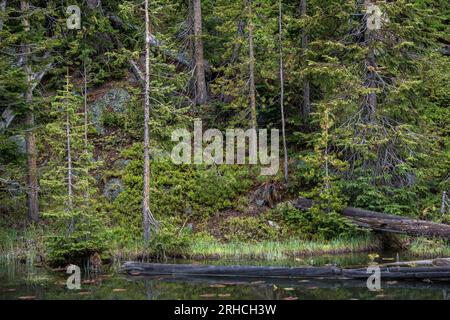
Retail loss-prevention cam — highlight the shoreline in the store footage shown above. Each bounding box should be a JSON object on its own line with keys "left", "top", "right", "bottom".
{"left": 2, "top": 228, "right": 449, "bottom": 267}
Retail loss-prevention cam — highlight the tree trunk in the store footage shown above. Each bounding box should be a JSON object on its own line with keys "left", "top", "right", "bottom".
{"left": 0, "top": 1, "right": 6, "bottom": 40}
{"left": 193, "top": 0, "right": 207, "bottom": 105}
{"left": 142, "top": 0, "right": 159, "bottom": 244}
{"left": 123, "top": 261, "right": 450, "bottom": 280}
{"left": 278, "top": 1, "right": 288, "bottom": 184}
{"left": 441, "top": 191, "right": 448, "bottom": 214}
{"left": 247, "top": 0, "right": 257, "bottom": 129}
{"left": 21, "top": 0, "right": 39, "bottom": 222}
{"left": 83, "top": 62, "right": 88, "bottom": 151}
{"left": 65, "top": 71, "right": 74, "bottom": 234}
{"left": 364, "top": 0, "right": 377, "bottom": 122}
{"left": 300, "top": 0, "right": 310, "bottom": 117}
{"left": 143, "top": 0, "right": 151, "bottom": 243}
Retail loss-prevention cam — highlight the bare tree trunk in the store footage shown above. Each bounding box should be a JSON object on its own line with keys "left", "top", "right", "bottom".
{"left": 83, "top": 62, "right": 88, "bottom": 151}
{"left": 247, "top": 0, "right": 257, "bottom": 129}
{"left": 0, "top": 1, "right": 6, "bottom": 40}
{"left": 300, "top": 0, "right": 310, "bottom": 117}
{"left": 21, "top": 0, "right": 39, "bottom": 222}
{"left": 193, "top": 0, "right": 207, "bottom": 105}
{"left": 442, "top": 191, "right": 448, "bottom": 215}
{"left": 143, "top": 0, "right": 151, "bottom": 243}
{"left": 278, "top": 1, "right": 288, "bottom": 184}
{"left": 81, "top": 62, "right": 90, "bottom": 202}
{"left": 364, "top": 0, "right": 377, "bottom": 122}
{"left": 65, "top": 71, "right": 74, "bottom": 233}
{"left": 143, "top": 0, "right": 159, "bottom": 244}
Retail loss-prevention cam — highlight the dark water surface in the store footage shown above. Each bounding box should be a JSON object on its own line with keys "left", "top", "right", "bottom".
{"left": 1, "top": 252, "right": 450, "bottom": 300}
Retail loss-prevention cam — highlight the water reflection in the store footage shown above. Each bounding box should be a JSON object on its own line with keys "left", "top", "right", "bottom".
{"left": 1, "top": 252, "right": 450, "bottom": 300}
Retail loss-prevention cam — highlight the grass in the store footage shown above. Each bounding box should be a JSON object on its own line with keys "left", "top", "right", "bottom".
{"left": 0, "top": 226, "right": 381, "bottom": 265}
{"left": 408, "top": 237, "right": 450, "bottom": 257}
{"left": 188, "top": 235, "right": 380, "bottom": 261}
{"left": 0, "top": 227, "right": 46, "bottom": 267}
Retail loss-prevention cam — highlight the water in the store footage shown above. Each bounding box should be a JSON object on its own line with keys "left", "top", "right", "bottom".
{"left": 1, "top": 252, "right": 450, "bottom": 300}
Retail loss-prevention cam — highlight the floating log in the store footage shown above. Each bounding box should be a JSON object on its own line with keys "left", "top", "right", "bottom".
{"left": 380, "top": 258, "right": 450, "bottom": 267}
{"left": 293, "top": 197, "right": 450, "bottom": 240}
{"left": 122, "top": 262, "right": 450, "bottom": 281}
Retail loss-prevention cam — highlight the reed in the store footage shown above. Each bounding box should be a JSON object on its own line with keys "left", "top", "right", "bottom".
{"left": 188, "top": 236, "right": 380, "bottom": 261}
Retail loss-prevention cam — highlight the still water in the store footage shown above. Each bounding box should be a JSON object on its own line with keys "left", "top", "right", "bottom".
{"left": 1, "top": 252, "right": 450, "bottom": 300}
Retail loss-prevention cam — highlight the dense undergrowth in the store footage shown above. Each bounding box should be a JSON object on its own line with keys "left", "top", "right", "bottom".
{"left": 1, "top": 0, "right": 449, "bottom": 266}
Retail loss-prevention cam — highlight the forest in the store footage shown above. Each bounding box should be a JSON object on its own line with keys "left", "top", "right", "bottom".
{"left": 0, "top": 0, "right": 449, "bottom": 273}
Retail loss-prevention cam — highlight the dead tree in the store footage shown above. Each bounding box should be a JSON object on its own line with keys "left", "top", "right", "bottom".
{"left": 278, "top": 1, "right": 288, "bottom": 184}
{"left": 193, "top": 0, "right": 207, "bottom": 105}
{"left": 21, "top": 0, "right": 39, "bottom": 222}
{"left": 143, "top": 0, "right": 159, "bottom": 243}
{"left": 299, "top": 0, "right": 310, "bottom": 117}
{"left": 65, "top": 70, "right": 74, "bottom": 234}
{"left": 247, "top": 0, "right": 257, "bottom": 129}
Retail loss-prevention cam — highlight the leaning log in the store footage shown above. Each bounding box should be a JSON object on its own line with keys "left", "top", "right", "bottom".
{"left": 293, "top": 197, "right": 450, "bottom": 240}
{"left": 122, "top": 262, "right": 450, "bottom": 280}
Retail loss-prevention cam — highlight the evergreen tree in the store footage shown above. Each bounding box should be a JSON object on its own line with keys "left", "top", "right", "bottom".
{"left": 40, "top": 73, "right": 107, "bottom": 263}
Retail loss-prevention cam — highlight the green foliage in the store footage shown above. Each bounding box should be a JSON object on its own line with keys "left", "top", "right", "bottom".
{"left": 146, "top": 217, "right": 192, "bottom": 258}
{"left": 409, "top": 237, "right": 450, "bottom": 257}
{"left": 102, "top": 109, "right": 126, "bottom": 129}
{"left": 40, "top": 74, "right": 109, "bottom": 264}
{"left": 269, "top": 202, "right": 361, "bottom": 241}
{"left": 0, "top": 0, "right": 449, "bottom": 262}
{"left": 108, "top": 216, "right": 192, "bottom": 260}
{"left": 0, "top": 135, "right": 22, "bottom": 165}
{"left": 220, "top": 217, "right": 277, "bottom": 243}
{"left": 112, "top": 143, "right": 255, "bottom": 233}
{"left": 45, "top": 218, "right": 110, "bottom": 265}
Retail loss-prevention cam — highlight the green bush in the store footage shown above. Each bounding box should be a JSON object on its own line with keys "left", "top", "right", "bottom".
{"left": 147, "top": 218, "right": 192, "bottom": 258}
{"left": 269, "top": 202, "right": 361, "bottom": 241}
{"left": 102, "top": 110, "right": 125, "bottom": 129}
{"left": 111, "top": 143, "right": 255, "bottom": 231}
{"left": 45, "top": 214, "right": 110, "bottom": 265}
{"left": 108, "top": 216, "right": 193, "bottom": 260}
{"left": 220, "top": 217, "right": 277, "bottom": 242}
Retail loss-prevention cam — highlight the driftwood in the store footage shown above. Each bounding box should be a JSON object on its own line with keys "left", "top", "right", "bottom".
{"left": 122, "top": 262, "right": 450, "bottom": 281}
{"left": 293, "top": 197, "right": 450, "bottom": 240}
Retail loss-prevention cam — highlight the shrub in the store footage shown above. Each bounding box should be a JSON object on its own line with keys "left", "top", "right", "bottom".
{"left": 220, "top": 217, "right": 277, "bottom": 242}
{"left": 46, "top": 218, "right": 110, "bottom": 265}
{"left": 269, "top": 202, "right": 361, "bottom": 241}
{"left": 111, "top": 143, "right": 255, "bottom": 231}
{"left": 147, "top": 220, "right": 192, "bottom": 259}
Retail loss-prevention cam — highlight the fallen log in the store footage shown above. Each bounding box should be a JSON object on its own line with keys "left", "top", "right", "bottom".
{"left": 293, "top": 197, "right": 450, "bottom": 240}
{"left": 122, "top": 262, "right": 450, "bottom": 281}
{"left": 380, "top": 258, "right": 450, "bottom": 267}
